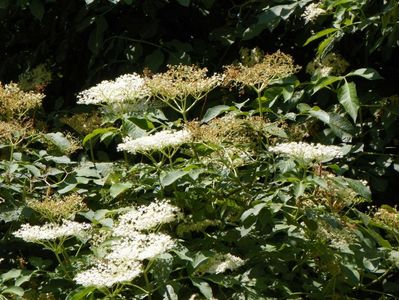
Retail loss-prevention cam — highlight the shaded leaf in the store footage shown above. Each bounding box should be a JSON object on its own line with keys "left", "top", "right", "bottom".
{"left": 110, "top": 182, "right": 133, "bottom": 198}
{"left": 160, "top": 170, "right": 188, "bottom": 186}
{"left": 191, "top": 278, "right": 213, "bottom": 299}
{"left": 346, "top": 68, "right": 383, "bottom": 80}
{"left": 304, "top": 28, "right": 338, "bottom": 46}
{"left": 30, "top": 0, "right": 44, "bottom": 20}
{"left": 201, "top": 105, "right": 230, "bottom": 123}
{"left": 145, "top": 49, "right": 165, "bottom": 71}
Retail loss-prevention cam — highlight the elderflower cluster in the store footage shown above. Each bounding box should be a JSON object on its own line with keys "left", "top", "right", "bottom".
{"left": 197, "top": 253, "right": 245, "bottom": 274}
{"left": 302, "top": 3, "right": 326, "bottom": 23}
{"left": 269, "top": 142, "right": 343, "bottom": 163}
{"left": 117, "top": 129, "right": 192, "bottom": 154}
{"left": 374, "top": 207, "right": 399, "bottom": 231}
{"left": 28, "top": 193, "right": 87, "bottom": 222}
{"left": 77, "top": 73, "right": 150, "bottom": 109}
{"left": 114, "top": 200, "right": 182, "bottom": 233}
{"left": 223, "top": 50, "right": 300, "bottom": 93}
{"left": 106, "top": 233, "right": 175, "bottom": 261}
{"left": 0, "top": 82, "right": 44, "bottom": 120}
{"left": 146, "top": 64, "right": 223, "bottom": 102}
{"left": 74, "top": 259, "right": 142, "bottom": 287}
{"left": 74, "top": 199, "right": 180, "bottom": 288}
{"left": 306, "top": 53, "right": 349, "bottom": 77}
{"left": 13, "top": 220, "right": 91, "bottom": 243}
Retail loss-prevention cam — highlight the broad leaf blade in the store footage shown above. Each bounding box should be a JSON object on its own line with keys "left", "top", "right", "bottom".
{"left": 337, "top": 81, "right": 360, "bottom": 122}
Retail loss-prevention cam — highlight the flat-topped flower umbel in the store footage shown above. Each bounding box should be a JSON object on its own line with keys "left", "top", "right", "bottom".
{"left": 117, "top": 129, "right": 192, "bottom": 154}
{"left": 269, "top": 142, "right": 343, "bottom": 163}
{"left": 77, "top": 73, "right": 151, "bottom": 112}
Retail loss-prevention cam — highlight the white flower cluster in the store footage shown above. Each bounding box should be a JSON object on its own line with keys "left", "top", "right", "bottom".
{"left": 198, "top": 253, "right": 245, "bottom": 274}
{"left": 114, "top": 199, "right": 182, "bottom": 233}
{"left": 74, "top": 199, "right": 180, "bottom": 288}
{"left": 106, "top": 233, "right": 175, "bottom": 261}
{"left": 117, "top": 129, "right": 192, "bottom": 154}
{"left": 13, "top": 220, "right": 91, "bottom": 243}
{"left": 77, "top": 73, "right": 150, "bottom": 107}
{"left": 302, "top": 3, "right": 326, "bottom": 23}
{"left": 74, "top": 259, "right": 142, "bottom": 287}
{"left": 269, "top": 142, "right": 343, "bottom": 163}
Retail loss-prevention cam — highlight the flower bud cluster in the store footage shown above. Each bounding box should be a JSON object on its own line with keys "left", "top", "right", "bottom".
{"left": 0, "top": 82, "right": 44, "bottom": 120}
{"left": 146, "top": 64, "right": 224, "bottom": 102}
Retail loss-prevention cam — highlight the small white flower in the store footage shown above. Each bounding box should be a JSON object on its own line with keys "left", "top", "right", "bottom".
{"left": 117, "top": 129, "right": 192, "bottom": 154}
{"left": 74, "top": 259, "right": 142, "bottom": 287}
{"left": 302, "top": 3, "right": 326, "bottom": 23}
{"left": 77, "top": 73, "right": 150, "bottom": 108}
{"left": 13, "top": 220, "right": 91, "bottom": 243}
{"left": 269, "top": 142, "right": 343, "bottom": 163}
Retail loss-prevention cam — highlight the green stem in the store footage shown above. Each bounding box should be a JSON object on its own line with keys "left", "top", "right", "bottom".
{"left": 89, "top": 140, "right": 95, "bottom": 161}
{"left": 143, "top": 270, "right": 152, "bottom": 300}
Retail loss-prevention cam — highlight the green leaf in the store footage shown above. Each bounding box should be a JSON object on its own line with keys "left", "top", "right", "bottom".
{"left": 110, "top": 182, "right": 133, "bottom": 198}
{"left": 1, "top": 269, "right": 22, "bottom": 282}
{"left": 328, "top": 112, "right": 355, "bottom": 140}
{"left": 209, "top": 26, "right": 236, "bottom": 45}
{"left": 346, "top": 68, "right": 383, "bottom": 80}
{"left": 29, "top": 0, "right": 44, "bottom": 20}
{"left": 201, "top": 105, "right": 230, "bottom": 123}
{"left": 341, "top": 264, "right": 360, "bottom": 285}
{"left": 191, "top": 278, "right": 213, "bottom": 299}
{"left": 343, "top": 177, "right": 371, "bottom": 201}
{"left": 15, "top": 274, "right": 31, "bottom": 287}
{"left": 25, "top": 165, "right": 41, "bottom": 177}
{"left": 192, "top": 251, "right": 211, "bottom": 269}
{"left": 2, "top": 286, "right": 24, "bottom": 296}
{"left": 160, "top": 170, "right": 188, "bottom": 186}
{"left": 162, "top": 284, "right": 179, "bottom": 300}
{"left": 144, "top": 49, "right": 165, "bottom": 72}
{"left": 152, "top": 254, "right": 173, "bottom": 282}
{"left": 312, "top": 76, "right": 342, "bottom": 94}
{"left": 304, "top": 28, "right": 338, "bottom": 46}
{"left": 83, "top": 127, "right": 117, "bottom": 147}
{"left": 364, "top": 227, "right": 391, "bottom": 249}
{"left": 67, "top": 286, "right": 96, "bottom": 300}
{"left": 58, "top": 183, "right": 77, "bottom": 194}
{"left": 317, "top": 33, "right": 338, "bottom": 57}
{"left": 309, "top": 106, "right": 330, "bottom": 124}
{"left": 121, "top": 119, "right": 146, "bottom": 139}
{"left": 45, "top": 132, "right": 72, "bottom": 154}
{"left": 177, "top": 0, "right": 190, "bottom": 6}
{"left": 337, "top": 81, "right": 360, "bottom": 122}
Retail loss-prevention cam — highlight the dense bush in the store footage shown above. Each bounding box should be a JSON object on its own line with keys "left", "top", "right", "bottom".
{"left": 0, "top": 0, "right": 399, "bottom": 299}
